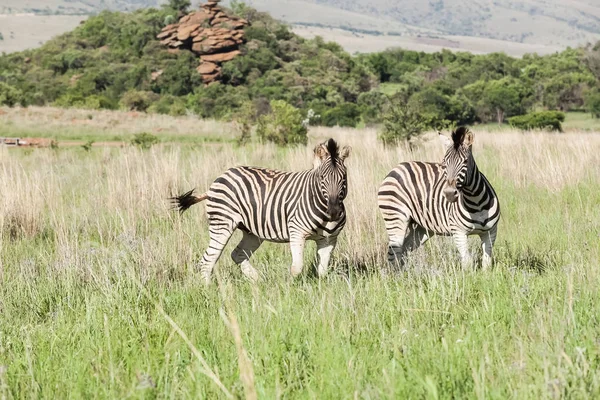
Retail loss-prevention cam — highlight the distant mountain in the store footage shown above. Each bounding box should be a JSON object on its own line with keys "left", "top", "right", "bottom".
{"left": 1, "top": 0, "right": 600, "bottom": 55}
{"left": 235, "top": 0, "right": 600, "bottom": 47}
{"left": 0, "top": 0, "right": 161, "bottom": 14}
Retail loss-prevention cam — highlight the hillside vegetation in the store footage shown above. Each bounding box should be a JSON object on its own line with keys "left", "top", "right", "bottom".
{"left": 1, "top": 2, "right": 600, "bottom": 129}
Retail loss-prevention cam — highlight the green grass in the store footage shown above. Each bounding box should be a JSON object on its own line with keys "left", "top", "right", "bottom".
{"left": 1, "top": 133, "right": 600, "bottom": 398}
{"left": 469, "top": 112, "right": 600, "bottom": 132}
{"left": 563, "top": 111, "right": 600, "bottom": 131}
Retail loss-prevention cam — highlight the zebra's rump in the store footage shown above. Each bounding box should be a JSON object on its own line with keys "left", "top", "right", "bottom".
{"left": 378, "top": 161, "right": 452, "bottom": 234}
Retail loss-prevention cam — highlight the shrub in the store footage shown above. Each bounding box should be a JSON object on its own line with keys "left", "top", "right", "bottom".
{"left": 379, "top": 96, "right": 428, "bottom": 146}
{"left": 256, "top": 100, "right": 307, "bottom": 146}
{"left": 131, "top": 132, "right": 160, "bottom": 149}
{"left": 584, "top": 89, "right": 600, "bottom": 118}
{"left": 147, "top": 95, "right": 187, "bottom": 116}
{"left": 234, "top": 102, "right": 257, "bottom": 146}
{"left": 0, "top": 82, "right": 23, "bottom": 107}
{"left": 321, "top": 103, "right": 361, "bottom": 127}
{"left": 82, "top": 140, "right": 95, "bottom": 152}
{"left": 508, "top": 111, "right": 565, "bottom": 132}
{"left": 119, "top": 90, "right": 160, "bottom": 112}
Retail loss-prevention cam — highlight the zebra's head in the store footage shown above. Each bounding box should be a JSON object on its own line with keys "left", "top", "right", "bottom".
{"left": 439, "top": 127, "right": 474, "bottom": 203}
{"left": 313, "top": 139, "right": 351, "bottom": 220}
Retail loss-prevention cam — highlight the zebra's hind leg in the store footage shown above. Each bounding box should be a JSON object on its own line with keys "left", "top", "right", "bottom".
{"left": 231, "top": 232, "right": 263, "bottom": 282}
{"left": 315, "top": 237, "right": 337, "bottom": 277}
{"left": 385, "top": 218, "right": 411, "bottom": 269}
{"left": 479, "top": 225, "right": 498, "bottom": 270}
{"left": 403, "top": 224, "right": 430, "bottom": 254}
{"left": 197, "top": 222, "right": 236, "bottom": 284}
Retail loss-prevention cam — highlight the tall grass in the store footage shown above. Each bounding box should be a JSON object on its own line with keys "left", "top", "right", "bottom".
{"left": 0, "top": 114, "right": 599, "bottom": 398}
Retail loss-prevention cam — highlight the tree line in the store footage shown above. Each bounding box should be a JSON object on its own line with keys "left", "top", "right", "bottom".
{"left": 0, "top": 0, "right": 599, "bottom": 131}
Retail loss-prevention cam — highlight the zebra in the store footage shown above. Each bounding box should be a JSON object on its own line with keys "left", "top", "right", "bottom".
{"left": 377, "top": 127, "right": 500, "bottom": 269}
{"left": 172, "top": 139, "right": 351, "bottom": 283}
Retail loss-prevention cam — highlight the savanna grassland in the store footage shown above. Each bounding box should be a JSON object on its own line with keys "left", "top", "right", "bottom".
{"left": 1, "top": 107, "right": 600, "bottom": 399}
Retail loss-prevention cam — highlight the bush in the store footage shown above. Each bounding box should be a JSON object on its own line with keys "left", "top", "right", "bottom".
{"left": 147, "top": 95, "right": 187, "bottom": 116}
{"left": 81, "top": 140, "right": 95, "bottom": 152}
{"left": 508, "top": 111, "right": 565, "bottom": 132}
{"left": 379, "top": 96, "right": 428, "bottom": 146}
{"left": 584, "top": 89, "right": 600, "bottom": 118}
{"left": 256, "top": 100, "right": 307, "bottom": 146}
{"left": 233, "top": 101, "right": 257, "bottom": 146}
{"left": 0, "top": 82, "right": 23, "bottom": 107}
{"left": 119, "top": 90, "right": 160, "bottom": 112}
{"left": 321, "top": 103, "right": 361, "bottom": 127}
{"left": 131, "top": 132, "right": 160, "bottom": 149}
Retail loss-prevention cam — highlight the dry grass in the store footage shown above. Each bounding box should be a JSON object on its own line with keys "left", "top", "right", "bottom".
{"left": 0, "top": 111, "right": 599, "bottom": 397}
{"left": 0, "top": 106, "right": 236, "bottom": 142}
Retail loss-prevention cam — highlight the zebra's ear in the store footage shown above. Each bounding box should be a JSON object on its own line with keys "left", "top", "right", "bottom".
{"left": 438, "top": 132, "right": 452, "bottom": 149}
{"left": 464, "top": 130, "right": 474, "bottom": 147}
{"left": 339, "top": 146, "right": 351, "bottom": 161}
{"left": 313, "top": 143, "right": 329, "bottom": 168}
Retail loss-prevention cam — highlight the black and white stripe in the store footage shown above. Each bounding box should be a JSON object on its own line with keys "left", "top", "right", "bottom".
{"left": 173, "top": 139, "right": 351, "bottom": 283}
{"left": 378, "top": 127, "right": 500, "bottom": 268}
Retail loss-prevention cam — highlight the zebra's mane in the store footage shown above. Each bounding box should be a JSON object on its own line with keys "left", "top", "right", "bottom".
{"left": 326, "top": 138, "right": 340, "bottom": 163}
{"left": 451, "top": 126, "right": 470, "bottom": 149}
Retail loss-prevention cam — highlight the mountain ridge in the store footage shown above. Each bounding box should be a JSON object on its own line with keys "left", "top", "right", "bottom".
{"left": 1, "top": 0, "right": 599, "bottom": 55}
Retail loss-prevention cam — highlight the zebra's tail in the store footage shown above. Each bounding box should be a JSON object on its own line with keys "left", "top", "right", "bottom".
{"left": 170, "top": 189, "right": 208, "bottom": 214}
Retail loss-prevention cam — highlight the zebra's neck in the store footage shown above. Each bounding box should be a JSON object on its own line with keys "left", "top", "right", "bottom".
{"left": 460, "top": 161, "right": 496, "bottom": 210}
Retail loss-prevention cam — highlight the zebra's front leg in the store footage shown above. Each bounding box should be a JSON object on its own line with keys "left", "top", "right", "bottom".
{"left": 452, "top": 231, "right": 473, "bottom": 269}
{"left": 479, "top": 225, "right": 498, "bottom": 270}
{"left": 289, "top": 236, "right": 306, "bottom": 278}
{"left": 316, "top": 237, "right": 337, "bottom": 277}
{"left": 231, "top": 232, "right": 263, "bottom": 282}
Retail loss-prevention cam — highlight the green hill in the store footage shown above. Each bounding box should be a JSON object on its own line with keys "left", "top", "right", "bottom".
{"left": 1, "top": 2, "right": 600, "bottom": 129}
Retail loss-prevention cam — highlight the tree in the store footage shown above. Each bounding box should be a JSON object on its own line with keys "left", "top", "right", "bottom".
{"left": 379, "top": 95, "right": 428, "bottom": 146}
{"left": 584, "top": 89, "right": 600, "bottom": 118}
{"left": 164, "top": 0, "right": 190, "bottom": 13}
{"left": 484, "top": 78, "right": 526, "bottom": 123}
{"left": 0, "top": 82, "right": 23, "bottom": 107}
{"left": 321, "top": 103, "right": 361, "bottom": 127}
{"left": 256, "top": 100, "right": 307, "bottom": 146}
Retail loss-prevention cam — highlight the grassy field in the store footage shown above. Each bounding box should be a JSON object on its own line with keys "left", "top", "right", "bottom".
{"left": 1, "top": 108, "right": 600, "bottom": 398}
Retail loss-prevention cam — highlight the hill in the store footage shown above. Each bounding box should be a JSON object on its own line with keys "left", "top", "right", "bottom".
{"left": 1, "top": 1, "right": 599, "bottom": 130}
{"left": 240, "top": 0, "right": 600, "bottom": 48}
{"left": 1, "top": 0, "right": 600, "bottom": 56}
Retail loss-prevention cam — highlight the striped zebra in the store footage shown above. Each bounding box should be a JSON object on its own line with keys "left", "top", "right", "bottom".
{"left": 172, "top": 139, "right": 351, "bottom": 283}
{"left": 378, "top": 127, "right": 500, "bottom": 269}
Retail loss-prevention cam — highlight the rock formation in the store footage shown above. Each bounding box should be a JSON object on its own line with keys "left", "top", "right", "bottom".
{"left": 157, "top": 0, "right": 249, "bottom": 84}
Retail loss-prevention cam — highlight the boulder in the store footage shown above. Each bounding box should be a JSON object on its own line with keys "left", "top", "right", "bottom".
{"left": 156, "top": 0, "right": 247, "bottom": 84}
{"left": 151, "top": 70, "right": 163, "bottom": 81}
{"left": 197, "top": 62, "right": 219, "bottom": 75}
{"left": 187, "top": 11, "right": 211, "bottom": 24}
{"left": 177, "top": 23, "right": 201, "bottom": 41}
{"left": 201, "top": 50, "right": 241, "bottom": 63}
{"left": 202, "top": 72, "right": 221, "bottom": 84}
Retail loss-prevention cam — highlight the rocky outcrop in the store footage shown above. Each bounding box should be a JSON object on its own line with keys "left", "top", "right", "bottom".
{"left": 157, "top": 0, "right": 249, "bottom": 84}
